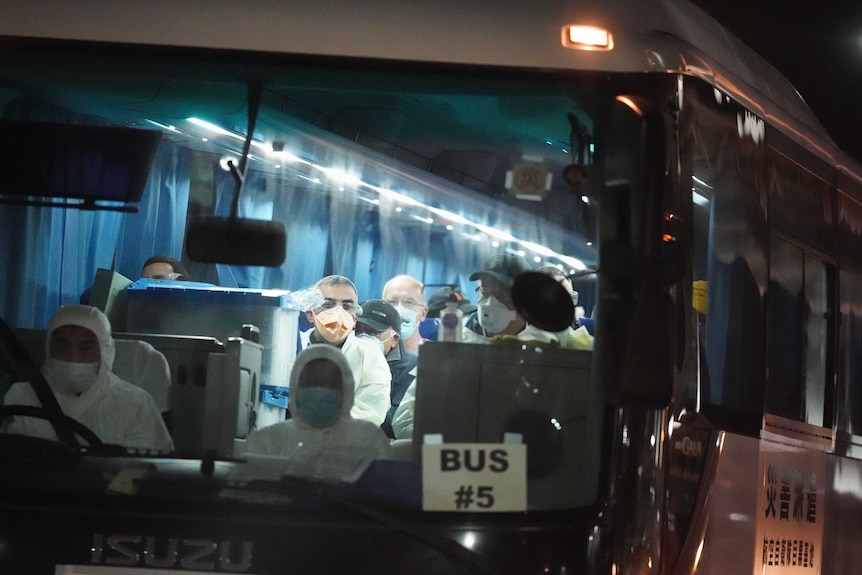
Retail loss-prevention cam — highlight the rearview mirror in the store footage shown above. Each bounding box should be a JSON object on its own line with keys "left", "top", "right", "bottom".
{"left": 186, "top": 215, "right": 286, "bottom": 267}
{"left": 185, "top": 82, "right": 286, "bottom": 268}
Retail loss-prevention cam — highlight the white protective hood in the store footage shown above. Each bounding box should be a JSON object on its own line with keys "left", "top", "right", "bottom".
{"left": 45, "top": 304, "right": 115, "bottom": 372}
{"left": 288, "top": 343, "right": 355, "bottom": 427}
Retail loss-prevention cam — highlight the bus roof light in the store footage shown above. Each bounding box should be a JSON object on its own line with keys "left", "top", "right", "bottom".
{"left": 562, "top": 25, "right": 614, "bottom": 51}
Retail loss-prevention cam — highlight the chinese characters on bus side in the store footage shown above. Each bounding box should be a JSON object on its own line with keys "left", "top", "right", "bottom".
{"left": 761, "top": 463, "right": 819, "bottom": 570}
{"left": 762, "top": 538, "right": 816, "bottom": 569}
{"left": 763, "top": 464, "right": 817, "bottom": 522}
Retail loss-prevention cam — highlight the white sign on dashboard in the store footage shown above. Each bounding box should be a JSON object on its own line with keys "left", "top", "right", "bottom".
{"left": 421, "top": 443, "right": 527, "bottom": 512}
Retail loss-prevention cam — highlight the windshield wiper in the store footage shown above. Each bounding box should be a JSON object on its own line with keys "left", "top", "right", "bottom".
{"left": 0, "top": 315, "right": 79, "bottom": 446}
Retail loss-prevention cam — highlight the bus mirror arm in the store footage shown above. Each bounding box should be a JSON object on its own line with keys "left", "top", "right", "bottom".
{"left": 224, "top": 158, "right": 245, "bottom": 220}
{"left": 229, "top": 81, "right": 261, "bottom": 221}
{"left": 594, "top": 97, "right": 673, "bottom": 407}
{"left": 186, "top": 82, "right": 287, "bottom": 267}
{"left": 619, "top": 272, "right": 673, "bottom": 406}
{"left": 594, "top": 243, "right": 673, "bottom": 408}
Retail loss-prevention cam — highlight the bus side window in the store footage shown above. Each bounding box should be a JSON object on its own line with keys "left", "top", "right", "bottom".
{"left": 765, "top": 236, "right": 832, "bottom": 426}
{"left": 685, "top": 79, "right": 768, "bottom": 433}
{"left": 839, "top": 270, "right": 862, "bottom": 439}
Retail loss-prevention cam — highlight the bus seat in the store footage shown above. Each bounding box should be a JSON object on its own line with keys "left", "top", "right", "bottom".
{"left": 112, "top": 339, "right": 171, "bottom": 413}
{"left": 113, "top": 332, "right": 223, "bottom": 454}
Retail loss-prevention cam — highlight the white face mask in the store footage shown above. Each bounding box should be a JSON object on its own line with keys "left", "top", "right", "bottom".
{"left": 394, "top": 306, "right": 418, "bottom": 340}
{"left": 356, "top": 333, "right": 384, "bottom": 352}
{"left": 477, "top": 295, "right": 517, "bottom": 335}
{"left": 47, "top": 359, "right": 100, "bottom": 396}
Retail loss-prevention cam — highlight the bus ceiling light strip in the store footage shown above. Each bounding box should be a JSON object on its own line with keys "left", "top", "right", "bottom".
{"left": 562, "top": 25, "right": 614, "bottom": 51}
{"left": 185, "top": 116, "right": 589, "bottom": 270}
{"left": 187, "top": 117, "right": 278, "bottom": 156}
{"left": 146, "top": 119, "right": 181, "bottom": 133}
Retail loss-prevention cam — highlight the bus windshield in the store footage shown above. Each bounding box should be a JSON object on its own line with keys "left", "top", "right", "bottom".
{"left": 0, "top": 42, "right": 607, "bottom": 517}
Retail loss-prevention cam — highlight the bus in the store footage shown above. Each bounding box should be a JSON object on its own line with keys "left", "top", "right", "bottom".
{"left": 1, "top": 0, "right": 861, "bottom": 573}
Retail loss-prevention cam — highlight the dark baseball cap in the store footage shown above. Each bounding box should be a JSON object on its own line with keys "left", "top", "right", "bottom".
{"left": 356, "top": 299, "right": 402, "bottom": 332}
{"left": 426, "top": 286, "right": 478, "bottom": 318}
{"left": 469, "top": 254, "right": 533, "bottom": 287}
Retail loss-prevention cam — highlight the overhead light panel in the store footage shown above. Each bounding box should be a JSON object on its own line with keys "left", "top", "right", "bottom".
{"left": 562, "top": 25, "right": 614, "bottom": 51}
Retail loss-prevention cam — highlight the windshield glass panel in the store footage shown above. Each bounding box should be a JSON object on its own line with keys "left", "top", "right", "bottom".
{"left": 0, "top": 44, "right": 605, "bottom": 514}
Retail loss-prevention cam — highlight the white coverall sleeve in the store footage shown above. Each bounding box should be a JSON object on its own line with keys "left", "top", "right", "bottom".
{"left": 115, "top": 384, "right": 174, "bottom": 451}
{"left": 391, "top": 378, "right": 415, "bottom": 440}
{"left": 245, "top": 422, "right": 287, "bottom": 456}
{"left": 2, "top": 382, "right": 49, "bottom": 439}
{"left": 348, "top": 340, "right": 391, "bottom": 426}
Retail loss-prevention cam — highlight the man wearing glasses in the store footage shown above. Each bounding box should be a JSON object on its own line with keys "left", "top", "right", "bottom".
{"left": 300, "top": 275, "right": 391, "bottom": 425}
{"left": 140, "top": 255, "right": 190, "bottom": 281}
{"left": 382, "top": 275, "right": 428, "bottom": 353}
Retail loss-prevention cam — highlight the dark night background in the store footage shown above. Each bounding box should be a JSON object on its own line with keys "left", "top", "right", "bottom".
{"left": 690, "top": 1, "right": 862, "bottom": 163}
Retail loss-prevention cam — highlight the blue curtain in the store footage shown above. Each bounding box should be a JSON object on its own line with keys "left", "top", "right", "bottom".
{"left": 114, "top": 143, "right": 191, "bottom": 281}
{"left": 0, "top": 140, "right": 190, "bottom": 329}
{"left": 1, "top": 106, "right": 570, "bottom": 327}
{"left": 212, "top": 169, "right": 335, "bottom": 294}
{"left": 0, "top": 199, "right": 124, "bottom": 328}
{"left": 202, "top": 162, "right": 500, "bottom": 301}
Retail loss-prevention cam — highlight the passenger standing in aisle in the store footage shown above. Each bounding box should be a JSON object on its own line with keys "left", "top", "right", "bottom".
{"left": 299, "top": 275, "right": 391, "bottom": 425}
{"left": 355, "top": 299, "right": 417, "bottom": 438}
{"left": 462, "top": 254, "right": 557, "bottom": 344}
{"left": 382, "top": 275, "right": 428, "bottom": 353}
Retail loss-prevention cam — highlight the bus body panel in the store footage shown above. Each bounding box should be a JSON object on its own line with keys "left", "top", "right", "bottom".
{"left": 691, "top": 430, "right": 862, "bottom": 574}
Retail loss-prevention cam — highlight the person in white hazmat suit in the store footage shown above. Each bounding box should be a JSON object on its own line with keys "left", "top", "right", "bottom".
{"left": 245, "top": 344, "right": 391, "bottom": 479}
{"left": 2, "top": 305, "right": 173, "bottom": 451}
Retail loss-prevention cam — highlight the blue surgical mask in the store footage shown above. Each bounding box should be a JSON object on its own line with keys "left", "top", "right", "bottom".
{"left": 296, "top": 386, "right": 342, "bottom": 428}
{"left": 394, "top": 306, "right": 418, "bottom": 340}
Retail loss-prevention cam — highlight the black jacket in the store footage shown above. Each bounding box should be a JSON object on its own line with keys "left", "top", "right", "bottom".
{"left": 380, "top": 340, "right": 417, "bottom": 438}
